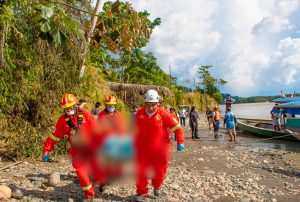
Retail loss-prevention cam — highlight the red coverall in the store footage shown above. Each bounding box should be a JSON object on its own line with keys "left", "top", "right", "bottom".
{"left": 95, "top": 109, "right": 127, "bottom": 183}
{"left": 134, "top": 107, "right": 184, "bottom": 195}
{"left": 171, "top": 112, "right": 179, "bottom": 122}
{"left": 97, "top": 109, "right": 126, "bottom": 134}
{"left": 42, "top": 108, "right": 96, "bottom": 199}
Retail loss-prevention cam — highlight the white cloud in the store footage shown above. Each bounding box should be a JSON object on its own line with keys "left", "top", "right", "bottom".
{"left": 100, "top": 0, "right": 300, "bottom": 96}
{"left": 274, "top": 0, "right": 300, "bottom": 16}
{"left": 258, "top": 37, "right": 300, "bottom": 91}
{"left": 133, "top": 0, "right": 221, "bottom": 73}
{"left": 253, "top": 16, "right": 291, "bottom": 34}
{"left": 252, "top": 0, "right": 300, "bottom": 35}
{"left": 277, "top": 38, "right": 300, "bottom": 84}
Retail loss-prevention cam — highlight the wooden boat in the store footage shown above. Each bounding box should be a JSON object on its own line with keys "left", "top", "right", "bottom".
{"left": 236, "top": 118, "right": 300, "bottom": 141}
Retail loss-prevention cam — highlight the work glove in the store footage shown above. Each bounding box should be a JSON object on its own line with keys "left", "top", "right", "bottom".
{"left": 42, "top": 154, "right": 49, "bottom": 162}
{"left": 177, "top": 144, "right": 185, "bottom": 151}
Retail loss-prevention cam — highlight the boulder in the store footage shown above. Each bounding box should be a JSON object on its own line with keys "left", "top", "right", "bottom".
{"left": 0, "top": 185, "right": 12, "bottom": 199}
{"left": 11, "top": 189, "right": 23, "bottom": 199}
{"left": 49, "top": 172, "right": 60, "bottom": 187}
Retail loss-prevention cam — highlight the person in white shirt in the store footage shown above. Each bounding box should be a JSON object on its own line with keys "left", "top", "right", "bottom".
{"left": 179, "top": 107, "right": 187, "bottom": 127}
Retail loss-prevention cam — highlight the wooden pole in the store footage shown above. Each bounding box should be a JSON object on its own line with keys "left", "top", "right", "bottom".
{"left": 169, "top": 65, "right": 172, "bottom": 86}
{"left": 79, "top": 0, "right": 102, "bottom": 78}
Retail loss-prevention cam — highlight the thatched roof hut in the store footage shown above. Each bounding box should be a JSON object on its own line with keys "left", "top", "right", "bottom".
{"left": 107, "top": 82, "right": 174, "bottom": 106}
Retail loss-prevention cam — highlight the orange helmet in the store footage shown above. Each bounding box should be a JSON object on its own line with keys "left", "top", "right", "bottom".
{"left": 60, "top": 93, "right": 77, "bottom": 109}
{"left": 104, "top": 95, "right": 117, "bottom": 105}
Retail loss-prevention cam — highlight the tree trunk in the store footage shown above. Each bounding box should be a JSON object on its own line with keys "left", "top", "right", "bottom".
{"left": 79, "top": 0, "right": 102, "bottom": 78}
{"left": 0, "top": 26, "right": 7, "bottom": 68}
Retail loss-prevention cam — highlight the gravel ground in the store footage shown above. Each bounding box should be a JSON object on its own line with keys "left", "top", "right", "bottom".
{"left": 0, "top": 117, "right": 299, "bottom": 202}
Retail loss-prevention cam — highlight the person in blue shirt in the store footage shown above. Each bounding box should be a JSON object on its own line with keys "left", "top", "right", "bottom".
{"left": 223, "top": 107, "right": 237, "bottom": 141}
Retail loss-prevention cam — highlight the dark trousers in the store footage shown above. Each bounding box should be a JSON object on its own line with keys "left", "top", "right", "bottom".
{"left": 190, "top": 122, "right": 198, "bottom": 138}
{"left": 180, "top": 117, "right": 186, "bottom": 126}
{"left": 213, "top": 121, "right": 220, "bottom": 132}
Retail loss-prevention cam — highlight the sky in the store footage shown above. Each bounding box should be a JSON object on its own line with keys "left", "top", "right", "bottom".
{"left": 100, "top": 0, "right": 300, "bottom": 97}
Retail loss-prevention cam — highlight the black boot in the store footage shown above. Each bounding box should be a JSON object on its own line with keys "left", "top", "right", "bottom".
{"left": 194, "top": 130, "right": 199, "bottom": 139}
{"left": 99, "top": 184, "right": 107, "bottom": 193}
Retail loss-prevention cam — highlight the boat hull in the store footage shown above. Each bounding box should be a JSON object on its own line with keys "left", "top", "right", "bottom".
{"left": 237, "top": 119, "right": 300, "bottom": 141}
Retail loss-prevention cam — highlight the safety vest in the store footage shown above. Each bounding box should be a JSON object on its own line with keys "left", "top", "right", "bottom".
{"left": 64, "top": 106, "right": 84, "bottom": 130}
{"left": 214, "top": 111, "right": 220, "bottom": 121}
{"left": 64, "top": 107, "right": 85, "bottom": 145}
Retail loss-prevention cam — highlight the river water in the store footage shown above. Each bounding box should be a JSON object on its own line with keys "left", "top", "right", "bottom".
{"left": 219, "top": 102, "right": 274, "bottom": 120}
{"left": 216, "top": 102, "right": 300, "bottom": 152}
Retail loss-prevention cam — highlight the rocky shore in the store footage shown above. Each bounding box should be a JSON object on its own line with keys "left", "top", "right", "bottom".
{"left": 0, "top": 117, "right": 299, "bottom": 201}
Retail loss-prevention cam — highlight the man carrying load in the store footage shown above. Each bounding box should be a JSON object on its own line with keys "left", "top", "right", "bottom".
{"left": 41, "top": 93, "right": 96, "bottom": 200}
{"left": 134, "top": 89, "right": 185, "bottom": 201}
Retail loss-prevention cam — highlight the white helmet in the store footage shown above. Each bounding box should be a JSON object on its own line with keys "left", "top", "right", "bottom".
{"left": 144, "top": 89, "right": 159, "bottom": 103}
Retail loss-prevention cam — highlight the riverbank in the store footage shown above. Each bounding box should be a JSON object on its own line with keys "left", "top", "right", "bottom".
{"left": 0, "top": 116, "right": 299, "bottom": 201}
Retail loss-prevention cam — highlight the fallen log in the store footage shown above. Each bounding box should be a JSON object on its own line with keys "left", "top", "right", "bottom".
{"left": 0, "top": 161, "right": 23, "bottom": 171}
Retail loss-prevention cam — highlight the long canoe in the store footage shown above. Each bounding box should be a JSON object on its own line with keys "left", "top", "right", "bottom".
{"left": 236, "top": 119, "right": 300, "bottom": 141}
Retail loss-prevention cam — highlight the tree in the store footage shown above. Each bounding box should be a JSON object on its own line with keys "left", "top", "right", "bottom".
{"left": 101, "top": 48, "right": 173, "bottom": 87}
{"left": 86, "top": 1, "right": 160, "bottom": 78}
{"left": 197, "top": 65, "right": 227, "bottom": 103}
{"left": 212, "top": 92, "right": 223, "bottom": 103}
{"left": 174, "top": 85, "right": 185, "bottom": 105}
{"left": 92, "top": 1, "right": 160, "bottom": 52}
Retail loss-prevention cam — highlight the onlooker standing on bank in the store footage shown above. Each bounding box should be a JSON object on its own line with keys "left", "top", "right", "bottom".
{"left": 212, "top": 106, "right": 220, "bottom": 138}
{"left": 131, "top": 106, "right": 138, "bottom": 118}
{"left": 223, "top": 108, "right": 237, "bottom": 141}
{"left": 179, "top": 107, "right": 187, "bottom": 127}
{"left": 78, "top": 98, "right": 87, "bottom": 109}
{"left": 91, "top": 101, "right": 101, "bottom": 119}
{"left": 270, "top": 107, "right": 281, "bottom": 131}
{"left": 279, "top": 108, "right": 285, "bottom": 129}
{"left": 225, "top": 94, "right": 235, "bottom": 112}
{"left": 189, "top": 106, "right": 200, "bottom": 139}
{"left": 205, "top": 108, "right": 213, "bottom": 130}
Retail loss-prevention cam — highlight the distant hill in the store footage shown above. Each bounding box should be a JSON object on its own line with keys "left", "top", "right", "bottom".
{"left": 220, "top": 94, "right": 295, "bottom": 104}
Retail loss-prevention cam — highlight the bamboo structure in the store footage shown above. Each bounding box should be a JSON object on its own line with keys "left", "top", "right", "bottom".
{"left": 107, "top": 82, "right": 173, "bottom": 105}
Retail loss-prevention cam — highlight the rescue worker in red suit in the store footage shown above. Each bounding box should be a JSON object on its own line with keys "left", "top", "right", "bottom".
{"left": 95, "top": 95, "right": 127, "bottom": 191}
{"left": 41, "top": 94, "right": 96, "bottom": 200}
{"left": 169, "top": 107, "right": 180, "bottom": 141}
{"left": 97, "top": 95, "right": 126, "bottom": 134}
{"left": 134, "top": 89, "right": 185, "bottom": 201}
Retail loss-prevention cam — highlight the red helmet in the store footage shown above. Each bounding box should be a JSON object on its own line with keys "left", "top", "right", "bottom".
{"left": 104, "top": 95, "right": 117, "bottom": 105}
{"left": 60, "top": 93, "right": 77, "bottom": 109}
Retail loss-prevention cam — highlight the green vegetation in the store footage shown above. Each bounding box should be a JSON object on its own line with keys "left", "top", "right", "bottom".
{"left": 223, "top": 94, "right": 300, "bottom": 104}
{"left": 98, "top": 49, "right": 172, "bottom": 87}
{"left": 221, "top": 93, "right": 298, "bottom": 104}
{"left": 182, "top": 92, "right": 217, "bottom": 111}
{"left": 0, "top": 0, "right": 159, "bottom": 158}
{"left": 196, "top": 65, "right": 227, "bottom": 104}
{"left": 233, "top": 95, "right": 279, "bottom": 103}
